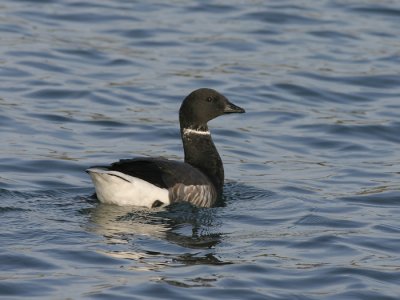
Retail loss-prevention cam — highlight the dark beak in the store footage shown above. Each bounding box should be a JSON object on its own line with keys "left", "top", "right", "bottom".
{"left": 224, "top": 101, "right": 245, "bottom": 114}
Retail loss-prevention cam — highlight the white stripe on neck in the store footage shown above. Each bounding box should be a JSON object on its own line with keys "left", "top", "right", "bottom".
{"left": 183, "top": 128, "right": 210, "bottom": 136}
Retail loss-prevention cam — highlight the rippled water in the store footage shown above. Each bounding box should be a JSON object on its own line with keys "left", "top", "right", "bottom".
{"left": 1, "top": 0, "right": 400, "bottom": 299}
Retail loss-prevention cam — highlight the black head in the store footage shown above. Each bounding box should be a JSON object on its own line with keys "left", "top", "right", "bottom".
{"left": 179, "top": 88, "right": 245, "bottom": 129}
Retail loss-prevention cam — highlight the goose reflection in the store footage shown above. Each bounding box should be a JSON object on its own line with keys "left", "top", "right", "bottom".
{"left": 87, "top": 204, "right": 169, "bottom": 241}
{"left": 86, "top": 202, "right": 226, "bottom": 267}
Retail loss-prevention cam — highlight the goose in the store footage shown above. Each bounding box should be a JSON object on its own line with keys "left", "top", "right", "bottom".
{"left": 87, "top": 88, "right": 245, "bottom": 208}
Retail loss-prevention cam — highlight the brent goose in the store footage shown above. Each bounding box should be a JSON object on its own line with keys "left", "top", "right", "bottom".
{"left": 86, "top": 88, "right": 245, "bottom": 208}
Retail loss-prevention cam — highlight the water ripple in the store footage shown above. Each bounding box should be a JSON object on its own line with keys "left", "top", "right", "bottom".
{"left": 1, "top": 0, "right": 400, "bottom": 299}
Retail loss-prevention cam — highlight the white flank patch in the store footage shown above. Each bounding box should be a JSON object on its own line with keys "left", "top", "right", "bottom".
{"left": 87, "top": 168, "right": 169, "bottom": 208}
{"left": 183, "top": 128, "right": 210, "bottom": 136}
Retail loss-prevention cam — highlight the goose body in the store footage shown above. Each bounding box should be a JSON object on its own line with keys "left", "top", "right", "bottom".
{"left": 87, "top": 88, "right": 245, "bottom": 208}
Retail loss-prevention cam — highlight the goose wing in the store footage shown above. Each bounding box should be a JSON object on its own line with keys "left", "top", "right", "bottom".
{"left": 109, "top": 157, "right": 212, "bottom": 189}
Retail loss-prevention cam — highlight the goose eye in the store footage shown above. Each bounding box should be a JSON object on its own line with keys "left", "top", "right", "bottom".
{"left": 207, "top": 96, "right": 214, "bottom": 102}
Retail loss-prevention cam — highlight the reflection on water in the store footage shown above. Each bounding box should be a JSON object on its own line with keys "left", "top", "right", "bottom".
{"left": 87, "top": 204, "right": 169, "bottom": 241}
{"left": 86, "top": 202, "right": 225, "bottom": 268}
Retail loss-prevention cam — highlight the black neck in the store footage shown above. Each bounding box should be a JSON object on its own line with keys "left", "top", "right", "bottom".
{"left": 180, "top": 126, "right": 224, "bottom": 195}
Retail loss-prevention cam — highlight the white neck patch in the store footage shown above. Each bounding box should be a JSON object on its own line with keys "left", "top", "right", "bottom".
{"left": 183, "top": 128, "right": 211, "bottom": 136}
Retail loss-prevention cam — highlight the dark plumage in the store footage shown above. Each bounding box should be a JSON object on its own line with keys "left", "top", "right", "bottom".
{"left": 86, "top": 88, "right": 245, "bottom": 208}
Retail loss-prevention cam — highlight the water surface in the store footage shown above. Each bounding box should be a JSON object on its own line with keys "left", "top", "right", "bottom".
{"left": 1, "top": 0, "right": 400, "bottom": 299}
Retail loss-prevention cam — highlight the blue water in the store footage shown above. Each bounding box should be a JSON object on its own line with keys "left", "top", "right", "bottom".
{"left": 1, "top": 0, "right": 400, "bottom": 299}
